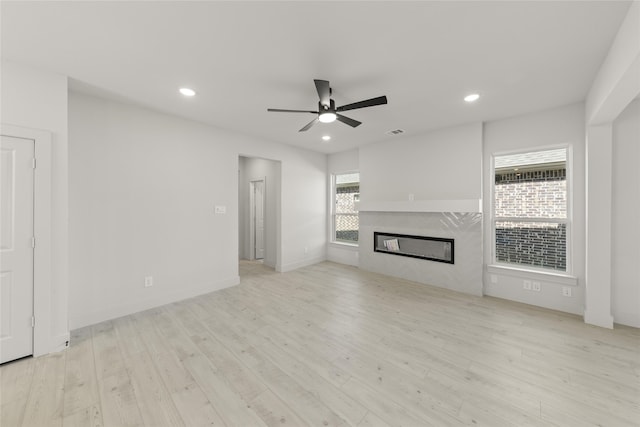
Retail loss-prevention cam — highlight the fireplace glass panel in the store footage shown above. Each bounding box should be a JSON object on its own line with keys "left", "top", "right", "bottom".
{"left": 374, "top": 232, "right": 454, "bottom": 264}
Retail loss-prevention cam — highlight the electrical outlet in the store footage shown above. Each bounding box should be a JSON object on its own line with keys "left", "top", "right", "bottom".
{"left": 532, "top": 281, "right": 541, "bottom": 292}
{"left": 490, "top": 274, "right": 498, "bottom": 284}
{"left": 523, "top": 280, "right": 532, "bottom": 290}
{"left": 144, "top": 276, "right": 153, "bottom": 287}
{"left": 562, "top": 286, "right": 572, "bottom": 297}
{"left": 408, "top": 193, "right": 415, "bottom": 201}
{"left": 304, "top": 246, "right": 308, "bottom": 254}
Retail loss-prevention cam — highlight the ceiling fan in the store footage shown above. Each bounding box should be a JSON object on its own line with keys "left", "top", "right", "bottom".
{"left": 267, "top": 79, "right": 388, "bottom": 132}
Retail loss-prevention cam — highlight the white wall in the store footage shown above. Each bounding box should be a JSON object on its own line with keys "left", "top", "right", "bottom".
{"left": 328, "top": 148, "right": 359, "bottom": 176}
{"left": 69, "top": 92, "right": 326, "bottom": 328}
{"left": 277, "top": 151, "right": 327, "bottom": 273}
{"left": 1, "top": 61, "right": 70, "bottom": 352}
{"left": 360, "top": 123, "right": 483, "bottom": 203}
{"left": 327, "top": 148, "right": 359, "bottom": 267}
{"left": 611, "top": 99, "right": 640, "bottom": 327}
{"left": 238, "top": 156, "right": 281, "bottom": 269}
{"left": 483, "top": 103, "right": 586, "bottom": 315}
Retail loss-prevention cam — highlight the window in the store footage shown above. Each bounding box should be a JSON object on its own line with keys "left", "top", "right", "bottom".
{"left": 332, "top": 172, "right": 360, "bottom": 244}
{"left": 493, "top": 148, "right": 569, "bottom": 272}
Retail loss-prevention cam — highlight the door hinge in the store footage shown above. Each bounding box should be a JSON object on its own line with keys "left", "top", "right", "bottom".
{"left": 32, "top": 158, "right": 36, "bottom": 169}
{"left": 31, "top": 237, "right": 36, "bottom": 248}
{"left": 31, "top": 316, "right": 35, "bottom": 328}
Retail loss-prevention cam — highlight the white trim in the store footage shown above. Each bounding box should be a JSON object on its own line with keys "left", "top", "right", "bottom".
{"left": 249, "top": 177, "right": 266, "bottom": 261}
{"left": 566, "top": 144, "right": 574, "bottom": 275}
{"left": 490, "top": 153, "right": 497, "bottom": 264}
{"left": 277, "top": 255, "right": 326, "bottom": 273}
{"left": 51, "top": 332, "right": 70, "bottom": 353}
{"left": 490, "top": 145, "right": 572, "bottom": 276}
{"left": 357, "top": 199, "right": 482, "bottom": 213}
{"left": 487, "top": 264, "right": 578, "bottom": 286}
{"left": 491, "top": 143, "right": 572, "bottom": 158}
{"left": 1, "top": 124, "right": 55, "bottom": 357}
{"left": 329, "top": 241, "right": 358, "bottom": 249}
{"left": 584, "top": 309, "right": 614, "bottom": 329}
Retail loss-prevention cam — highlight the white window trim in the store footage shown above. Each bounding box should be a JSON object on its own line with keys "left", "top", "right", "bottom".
{"left": 330, "top": 171, "right": 359, "bottom": 247}
{"left": 490, "top": 144, "right": 573, "bottom": 276}
{"left": 486, "top": 264, "right": 578, "bottom": 286}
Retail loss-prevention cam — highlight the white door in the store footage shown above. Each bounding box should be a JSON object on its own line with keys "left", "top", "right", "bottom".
{"left": 252, "top": 180, "right": 265, "bottom": 260}
{"left": 0, "top": 135, "right": 34, "bottom": 364}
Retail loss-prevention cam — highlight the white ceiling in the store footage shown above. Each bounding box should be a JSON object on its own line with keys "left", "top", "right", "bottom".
{"left": 1, "top": 1, "right": 631, "bottom": 154}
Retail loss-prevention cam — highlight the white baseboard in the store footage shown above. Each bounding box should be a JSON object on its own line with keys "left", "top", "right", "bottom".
{"left": 69, "top": 276, "right": 240, "bottom": 330}
{"left": 277, "top": 256, "right": 326, "bottom": 273}
{"left": 33, "top": 332, "right": 71, "bottom": 357}
{"left": 52, "top": 332, "right": 71, "bottom": 353}
{"left": 584, "top": 309, "right": 614, "bottom": 329}
{"left": 327, "top": 245, "right": 359, "bottom": 267}
{"left": 613, "top": 311, "right": 640, "bottom": 328}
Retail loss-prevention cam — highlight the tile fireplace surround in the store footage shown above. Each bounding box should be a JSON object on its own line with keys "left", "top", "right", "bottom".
{"left": 359, "top": 211, "right": 483, "bottom": 296}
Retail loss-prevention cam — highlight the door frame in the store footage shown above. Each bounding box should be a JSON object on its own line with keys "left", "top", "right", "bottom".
{"left": 249, "top": 177, "right": 266, "bottom": 261}
{"left": 1, "top": 124, "right": 52, "bottom": 358}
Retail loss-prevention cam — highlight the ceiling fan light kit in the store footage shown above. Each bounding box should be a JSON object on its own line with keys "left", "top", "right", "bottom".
{"left": 268, "top": 79, "right": 388, "bottom": 132}
{"left": 319, "top": 112, "right": 337, "bottom": 123}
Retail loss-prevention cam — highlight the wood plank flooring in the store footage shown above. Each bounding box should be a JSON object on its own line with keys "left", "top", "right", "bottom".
{"left": 1, "top": 260, "right": 639, "bottom": 426}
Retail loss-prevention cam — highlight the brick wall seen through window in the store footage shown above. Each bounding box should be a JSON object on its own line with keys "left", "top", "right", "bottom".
{"left": 494, "top": 149, "right": 568, "bottom": 272}
{"left": 334, "top": 173, "right": 359, "bottom": 244}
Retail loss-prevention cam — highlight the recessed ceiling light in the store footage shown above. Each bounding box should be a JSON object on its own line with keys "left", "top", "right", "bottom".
{"left": 322, "top": 135, "right": 331, "bottom": 141}
{"left": 464, "top": 93, "right": 480, "bottom": 103}
{"left": 179, "top": 87, "right": 196, "bottom": 97}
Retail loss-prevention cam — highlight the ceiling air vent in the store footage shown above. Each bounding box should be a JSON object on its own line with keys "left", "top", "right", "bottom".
{"left": 386, "top": 129, "right": 405, "bottom": 136}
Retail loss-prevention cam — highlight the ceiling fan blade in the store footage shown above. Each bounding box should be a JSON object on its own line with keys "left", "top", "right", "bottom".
{"left": 314, "top": 79, "right": 331, "bottom": 107}
{"left": 336, "top": 114, "right": 362, "bottom": 128}
{"left": 299, "top": 118, "right": 319, "bottom": 132}
{"left": 337, "top": 95, "right": 388, "bottom": 112}
{"left": 268, "top": 108, "right": 318, "bottom": 113}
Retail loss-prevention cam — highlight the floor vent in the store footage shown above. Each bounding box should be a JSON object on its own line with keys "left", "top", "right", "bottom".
{"left": 386, "top": 129, "right": 405, "bottom": 136}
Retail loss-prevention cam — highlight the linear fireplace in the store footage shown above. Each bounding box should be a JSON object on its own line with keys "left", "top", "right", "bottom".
{"left": 374, "top": 232, "right": 454, "bottom": 264}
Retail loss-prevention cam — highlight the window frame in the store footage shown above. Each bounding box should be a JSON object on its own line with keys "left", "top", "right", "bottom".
{"left": 330, "top": 171, "right": 360, "bottom": 247}
{"left": 490, "top": 145, "right": 573, "bottom": 276}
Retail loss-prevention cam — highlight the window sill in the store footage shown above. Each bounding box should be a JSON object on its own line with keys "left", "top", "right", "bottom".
{"left": 330, "top": 241, "right": 359, "bottom": 250}
{"left": 487, "top": 264, "right": 578, "bottom": 286}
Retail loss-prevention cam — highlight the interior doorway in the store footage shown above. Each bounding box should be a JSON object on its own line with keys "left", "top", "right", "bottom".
{"left": 238, "top": 156, "right": 281, "bottom": 272}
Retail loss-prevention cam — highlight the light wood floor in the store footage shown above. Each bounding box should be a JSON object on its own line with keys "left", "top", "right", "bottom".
{"left": 2, "top": 261, "right": 639, "bottom": 426}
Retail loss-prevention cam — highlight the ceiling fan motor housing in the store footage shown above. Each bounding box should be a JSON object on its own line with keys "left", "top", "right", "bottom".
{"left": 320, "top": 99, "right": 336, "bottom": 111}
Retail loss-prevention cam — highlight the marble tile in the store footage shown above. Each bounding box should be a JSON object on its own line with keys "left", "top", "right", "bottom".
{"left": 359, "top": 212, "right": 483, "bottom": 295}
